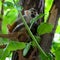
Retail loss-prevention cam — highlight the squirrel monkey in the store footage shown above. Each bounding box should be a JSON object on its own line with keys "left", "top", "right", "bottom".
{"left": 7, "top": 8, "right": 38, "bottom": 32}
{"left": 11, "top": 8, "right": 38, "bottom": 60}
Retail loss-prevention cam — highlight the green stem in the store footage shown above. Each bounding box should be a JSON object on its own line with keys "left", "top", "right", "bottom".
{"left": 19, "top": 12, "right": 47, "bottom": 57}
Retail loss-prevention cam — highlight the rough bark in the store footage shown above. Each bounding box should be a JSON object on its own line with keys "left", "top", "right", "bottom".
{"left": 40, "top": 0, "right": 60, "bottom": 53}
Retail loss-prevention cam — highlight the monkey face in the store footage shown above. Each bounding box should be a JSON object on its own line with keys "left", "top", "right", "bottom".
{"left": 24, "top": 8, "right": 38, "bottom": 18}
{"left": 29, "top": 8, "right": 38, "bottom": 18}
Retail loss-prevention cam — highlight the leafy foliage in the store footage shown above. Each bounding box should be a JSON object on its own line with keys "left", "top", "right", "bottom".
{"left": 0, "top": 41, "right": 26, "bottom": 60}
{"left": 0, "top": 0, "right": 60, "bottom": 60}
{"left": 4, "top": 1, "right": 14, "bottom": 9}
{"left": 0, "top": 1, "right": 26, "bottom": 60}
{"left": 37, "top": 23, "right": 53, "bottom": 35}
{"left": 56, "top": 18, "right": 60, "bottom": 33}
{"left": 2, "top": 1, "right": 18, "bottom": 33}
{"left": 2, "top": 9, "right": 18, "bottom": 33}
{"left": 45, "top": 0, "right": 54, "bottom": 22}
{"left": 7, "top": 41, "right": 26, "bottom": 51}
{"left": 51, "top": 42, "right": 60, "bottom": 60}
{"left": 55, "top": 48, "right": 60, "bottom": 60}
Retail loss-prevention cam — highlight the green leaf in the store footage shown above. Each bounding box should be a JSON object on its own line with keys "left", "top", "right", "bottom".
{"left": 55, "top": 48, "right": 60, "bottom": 60}
{"left": 0, "top": 46, "right": 10, "bottom": 60}
{"left": 45, "top": 0, "right": 54, "bottom": 22}
{"left": 56, "top": 25, "right": 60, "bottom": 33}
{"left": 4, "top": 1, "right": 14, "bottom": 9}
{"left": 30, "top": 14, "right": 45, "bottom": 28}
{"left": 37, "top": 23, "right": 53, "bottom": 35}
{"left": 7, "top": 41, "right": 26, "bottom": 51}
{"left": 51, "top": 42, "right": 60, "bottom": 60}
{"left": 23, "top": 42, "right": 31, "bottom": 56}
{"left": 0, "top": 41, "right": 26, "bottom": 60}
{"left": 2, "top": 9, "right": 18, "bottom": 33}
{"left": 0, "top": 1, "right": 2, "bottom": 6}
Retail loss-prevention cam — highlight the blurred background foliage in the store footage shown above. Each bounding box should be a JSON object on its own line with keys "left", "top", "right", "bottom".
{"left": 0, "top": 0, "right": 60, "bottom": 60}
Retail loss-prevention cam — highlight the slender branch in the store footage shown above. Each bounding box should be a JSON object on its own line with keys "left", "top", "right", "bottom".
{"left": 19, "top": 11, "right": 47, "bottom": 57}
{"left": 0, "top": 32, "right": 23, "bottom": 41}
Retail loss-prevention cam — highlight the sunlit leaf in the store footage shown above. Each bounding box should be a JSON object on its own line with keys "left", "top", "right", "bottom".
{"left": 4, "top": 1, "right": 14, "bottom": 9}
{"left": 0, "top": 47, "right": 9, "bottom": 60}
{"left": 0, "top": 41, "right": 26, "bottom": 60}
{"left": 45, "top": 0, "right": 54, "bottom": 22}
{"left": 55, "top": 48, "right": 60, "bottom": 60}
{"left": 56, "top": 26, "right": 60, "bottom": 33}
{"left": 7, "top": 41, "right": 26, "bottom": 51}
{"left": 37, "top": 23, "right": 53, "bottom": 35}
{"left": 2, "top": 9, "right": 18, "bottom": 33}
{"left": 0, "top": 1, "right": 2, "bottom": 6}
